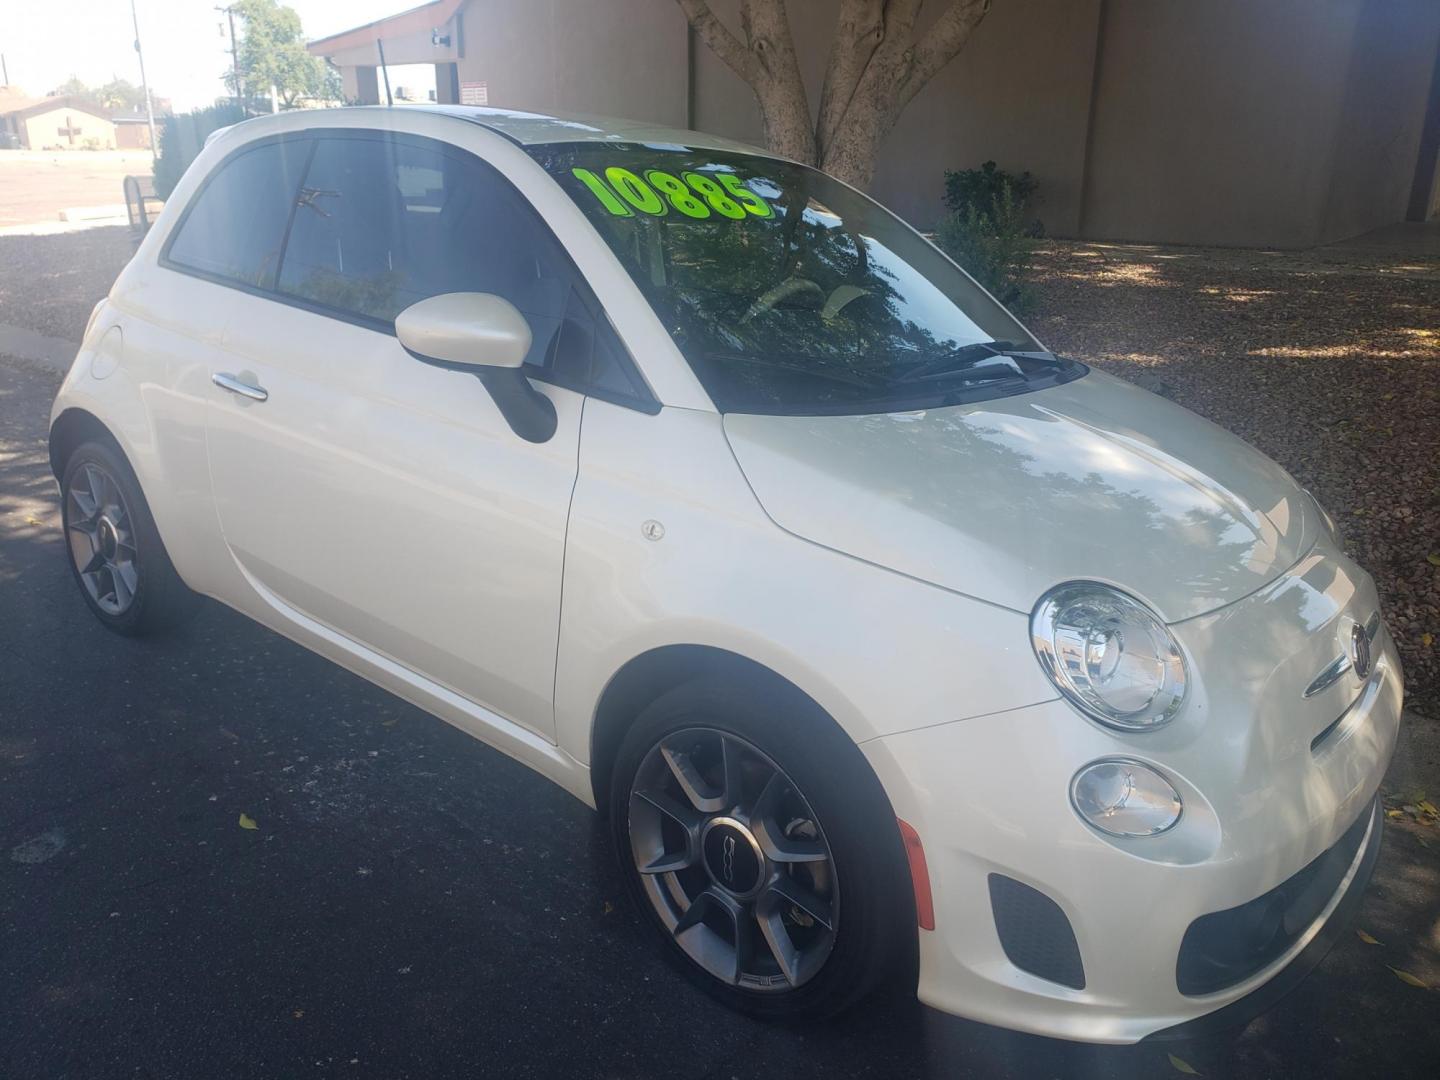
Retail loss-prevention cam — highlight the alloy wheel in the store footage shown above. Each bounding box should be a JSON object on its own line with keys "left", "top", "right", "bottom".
{"left": 65, "top": 462, "right": 139, "bottom": 616}
{"left": 628, "top": 727, "right": 838, "bottom": 991}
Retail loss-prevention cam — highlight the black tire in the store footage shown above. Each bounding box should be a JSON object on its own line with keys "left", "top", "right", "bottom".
{"left": 609, "top": 674, "right": 916, "bottom": 1021}
{"left": 60, "top": 439, "right": 200, "bottom": 636}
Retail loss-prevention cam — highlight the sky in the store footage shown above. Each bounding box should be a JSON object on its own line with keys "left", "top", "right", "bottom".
{"left": 0, "top": 0, "right": 435, "bottom": 110}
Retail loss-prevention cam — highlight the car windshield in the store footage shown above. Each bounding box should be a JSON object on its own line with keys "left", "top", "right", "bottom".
{"left": 530, "top": 142, "right": 1077, "bottom": 415}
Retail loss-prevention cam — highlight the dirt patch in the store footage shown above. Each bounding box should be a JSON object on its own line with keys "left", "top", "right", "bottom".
{"left": 1029, "top": 240, "right": 1440, "bottom": 721}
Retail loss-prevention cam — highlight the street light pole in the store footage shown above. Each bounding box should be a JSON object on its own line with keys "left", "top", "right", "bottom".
{"left": 217, "top": 4, "right": 245, "bottom": 116}
{"left": 129, "top": 0, "right": 158, "bottom": 160}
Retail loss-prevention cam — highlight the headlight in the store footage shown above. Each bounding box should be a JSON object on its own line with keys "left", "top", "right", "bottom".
{"left": 1030, "top": 582, "right": 1187, "bottom": 730}
{"left": 1071, "top": 759, "right": 1182, "bottom": 836}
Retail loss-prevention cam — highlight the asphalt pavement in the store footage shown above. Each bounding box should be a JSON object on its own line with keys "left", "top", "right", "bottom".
{"left": 2, "top": 353, "right": 1438, "bottom": 1079}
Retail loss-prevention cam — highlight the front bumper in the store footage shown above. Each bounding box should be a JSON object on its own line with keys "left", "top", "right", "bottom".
{"left": 861, "top": 550, "right": 1403, "bottom": 1044}
{"left": 1146, "top": 794, "right": 1383, "bottom": 1041}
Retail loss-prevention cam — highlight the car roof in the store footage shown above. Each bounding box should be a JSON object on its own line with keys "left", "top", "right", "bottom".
{"left": 267, "top": 104, "right": 777, "bottom": 158}
{"left": 439, "top": 104, "right": 774, "bottom": 155}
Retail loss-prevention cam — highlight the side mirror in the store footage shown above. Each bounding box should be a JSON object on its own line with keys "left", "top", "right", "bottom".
{"left": 396, "top": 293, "right": 557, "bottom": 443}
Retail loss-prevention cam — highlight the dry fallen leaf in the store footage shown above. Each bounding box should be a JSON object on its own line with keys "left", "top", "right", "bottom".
{"left": 603, "top": 901, "right": 614, "bottom": 915}
{"left": 1356, "top": 929, "right": 1382, "bottom": 945}
{"left": 238, "top": 813, "right": 258, "bottom": 831}
{"left": 1419, "top": 801, "right": 1439, "bottom": 817}
{"left": 1423, "top": 633, "right": 1435, "bottom": 648}
{"left": 1386, "top": 808, "right": 1405, "bottom": 819}
{"left": 1387, "top": 966, "right": 1429, "bottom": 989}
{"left": 1428, "top": 553, "right": 1440, "bottom": 567}
{"left": 1168, "top": 1053, "right": 1201, "bottom": 1076}
{"left": 25, "top": 516, "right": 44, "bottom": 527}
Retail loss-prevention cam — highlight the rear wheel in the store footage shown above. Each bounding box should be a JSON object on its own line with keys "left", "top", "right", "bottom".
{"left": 609, "top": 676, "right": 914, "bottom": 1020}
{"left": 61, "top": 440, "right": 199, "bottom": 636}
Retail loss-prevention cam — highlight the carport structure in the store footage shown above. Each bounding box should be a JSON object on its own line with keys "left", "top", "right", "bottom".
{"left": 306, "top": 0, "right": 467, "bottom": 107}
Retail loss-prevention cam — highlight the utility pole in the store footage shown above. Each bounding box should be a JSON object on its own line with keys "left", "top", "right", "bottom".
{"left": 129, "top": 0, "right": 158, "bottom": 160}
{"left": 217, "top": 4, "right": 245, "bottom": 115}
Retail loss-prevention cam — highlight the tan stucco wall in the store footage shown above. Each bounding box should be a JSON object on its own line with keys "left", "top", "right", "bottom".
{"left": 599, "top": 0, "right": 1440, "bottom": 245}
{"left": 454, "top": 0, "right": 689, "bottom": 127}
{"left": 1082, "top": 0, "right": 1440, "bottom": 247}
{"left": 1318, "top": 0, "right": 1440, "bottom": 241}
{"left": 686, "top": 0, "right": 1101, "bottom": 234}
{"left": 873, "top": 0, "right": 1101, "bottom": 234}
{"left": 329, "top": 0, "right": 1440, "bottom": 246}
{"left": 22, "top": 107, "right": 114, "bottom": 150}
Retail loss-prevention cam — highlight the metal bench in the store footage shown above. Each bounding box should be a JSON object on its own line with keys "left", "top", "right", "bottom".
{"left": 123, "top": 175, "right": 163, "bottom": 233}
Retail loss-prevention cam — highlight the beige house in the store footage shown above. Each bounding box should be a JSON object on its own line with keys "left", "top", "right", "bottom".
{"left": 0, "top": 95, "right": 116, "bottom": 150}
{"left": 309, "top": 0, "right": 1440, "bottom": 248}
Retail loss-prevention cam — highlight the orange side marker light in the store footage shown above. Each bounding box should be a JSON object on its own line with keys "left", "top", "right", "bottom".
{"left": 897, "top": 818, "right": 935, "bottom": 931}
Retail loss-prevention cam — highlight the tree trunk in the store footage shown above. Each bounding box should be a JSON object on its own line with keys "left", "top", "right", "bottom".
{"left": 678, "top": 0, "right": 816, "bottom": 164}
{"left": 677, "top": 0, "right": 991, "bottom": 189}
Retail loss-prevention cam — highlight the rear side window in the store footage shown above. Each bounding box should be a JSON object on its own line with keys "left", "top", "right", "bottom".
{"left": 166, "top": 139, "right": 309, "bottom": 288}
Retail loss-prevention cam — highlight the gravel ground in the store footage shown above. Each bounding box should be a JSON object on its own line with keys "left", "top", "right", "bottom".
{"left": 1028, "top": 240, "right": 1440, "bottom": 723}
{"left": 0, "top": 226, "right": 138, "bottom": 340}
{"left": 2, "top": 226, "right": 1436, "bottom": 719}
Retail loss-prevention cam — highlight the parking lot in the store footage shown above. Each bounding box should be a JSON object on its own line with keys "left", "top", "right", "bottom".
{"left": 0, "top": 150, "right": 153, "bottom": 229}
{"left": 2, "top": 224, "right": 1439, "bottom": 1078}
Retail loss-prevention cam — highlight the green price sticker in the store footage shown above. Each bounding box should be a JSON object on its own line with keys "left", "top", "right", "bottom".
{"left": 571, "top": 167, "right": 773, "bottom": 220}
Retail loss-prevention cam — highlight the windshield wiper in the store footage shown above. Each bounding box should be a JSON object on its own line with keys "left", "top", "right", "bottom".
{"left": 896, "top": 340, "right": 1059, "bottom": 384}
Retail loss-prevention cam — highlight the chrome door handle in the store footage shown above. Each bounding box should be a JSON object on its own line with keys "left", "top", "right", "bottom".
{"left": 212, "top": 372, "right": 268, "bottom": 402}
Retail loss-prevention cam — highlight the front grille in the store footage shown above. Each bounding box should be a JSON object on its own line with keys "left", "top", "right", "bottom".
{"left": 989, "top": 874, "right": 1085, "bottom": 990}
{"left": 1176, "top": 801, "right": 1374, "bottom": 996}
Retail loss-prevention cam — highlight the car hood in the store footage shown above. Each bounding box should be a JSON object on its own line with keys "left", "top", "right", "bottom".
{"left": 722, "top": 370, "right": 1315, "bottom": 622}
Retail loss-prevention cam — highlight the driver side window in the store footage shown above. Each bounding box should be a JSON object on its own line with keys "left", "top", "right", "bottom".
{"left": 275, "top": 133, "right": 650, "bottom": 406}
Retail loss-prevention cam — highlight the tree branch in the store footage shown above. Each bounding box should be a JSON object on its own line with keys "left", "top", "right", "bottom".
{"left": 898, "top": 0, "right": 991, "bottom": 109}
{"left": 675, "top": 0, "right": 759, "bottom": 83}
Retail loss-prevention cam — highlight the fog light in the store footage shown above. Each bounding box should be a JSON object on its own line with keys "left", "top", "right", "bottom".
{"left": 1071, "top": 759, "right": 1182, "bottom": 837}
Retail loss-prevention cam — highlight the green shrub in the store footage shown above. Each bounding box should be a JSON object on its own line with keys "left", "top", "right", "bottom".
{"left": 943, "top": 160, "right": 1041, "bottom": 236}
{"left": 153, "top": 104, "right": 247, "bottom": 199}
{"left": 936, "top": 180, "right": 1036, "bottom": 311}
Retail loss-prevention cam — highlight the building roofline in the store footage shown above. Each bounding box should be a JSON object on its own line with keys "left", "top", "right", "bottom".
{"left": 1, "top": 95, "right": 112, "bottom": 122}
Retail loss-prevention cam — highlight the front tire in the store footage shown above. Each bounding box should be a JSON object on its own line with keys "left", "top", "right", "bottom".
{"left": 60, "top": 439, "right": 200, "bottom": 636}
{"left": 609, "top": 675, "right": 915, "bottom": 1021}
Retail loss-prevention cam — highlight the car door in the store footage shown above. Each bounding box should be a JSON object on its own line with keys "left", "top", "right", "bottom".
{"left": 203, "top": 130, "right": 607, "bottom": 741}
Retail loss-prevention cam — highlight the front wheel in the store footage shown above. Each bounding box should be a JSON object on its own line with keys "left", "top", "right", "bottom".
{"left": 609, "top": 676, "right": 915, "bottom": 1020}
{"left": 60, "top": 439, "right": 200, "bottom": 636}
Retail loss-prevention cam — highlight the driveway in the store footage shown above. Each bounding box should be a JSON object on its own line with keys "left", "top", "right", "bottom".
{"left": 2, "top": 231, "right": 1438, "bottom": 1077}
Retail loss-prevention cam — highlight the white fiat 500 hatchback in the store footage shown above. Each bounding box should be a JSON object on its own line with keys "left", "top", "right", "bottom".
{"left": 51, "top": 106, "right": 1402, "bottom": 1042}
